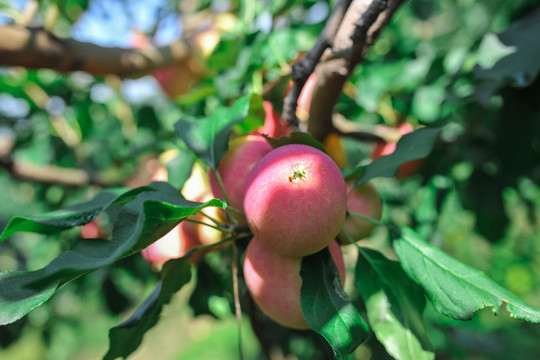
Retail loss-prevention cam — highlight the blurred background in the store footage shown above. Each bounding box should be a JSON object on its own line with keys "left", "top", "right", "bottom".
{"left": 1, "top": 0, "right": 540, "bottom": 359}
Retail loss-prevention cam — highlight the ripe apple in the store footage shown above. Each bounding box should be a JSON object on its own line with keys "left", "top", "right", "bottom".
{"left": 257, "top": 101, "right": 291, "bottom": 138}
{"left": 244, "top": 144, "right": 347, "bottom": 257}
{"left": 371, "top": 123, "right": 424, "bottom": 178}
{"left": 182, "top": 192, "right": 225, "bottom": 246}
{"left": 243, "top": 238, "right": 345, "bottom": 330}
{"left": 142, "top": 161, "right": 224, "bottom": 269}
{"left": 141, "top": 222, "right": 201, "bottom": 270}
{"left": 339, "top": 182, "right": 382, "bottom": 244}
{"left": 209, "top": 134, "right": 273, "bottom": 214}
{"left": 296, "top": 73, "right": 317, "bottom": 122}
{"left": 80, "top": 220, "right": 106, "bottom": 239}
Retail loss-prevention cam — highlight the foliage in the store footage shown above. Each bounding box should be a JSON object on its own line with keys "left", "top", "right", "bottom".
{"left": 1, "top": 0, "right": 540, "bottom": 359}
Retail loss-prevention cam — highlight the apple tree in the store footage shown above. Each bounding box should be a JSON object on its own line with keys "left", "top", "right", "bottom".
{"left": 1, "top": 0, "right": 540, "bottom": 359}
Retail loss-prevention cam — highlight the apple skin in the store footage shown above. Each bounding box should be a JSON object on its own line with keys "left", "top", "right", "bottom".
{"left": 296, "top": 73, "right": 317, "bottom": 120}
{"left": 339, "top": 182, "right": 382, "bottom": 244}
{"left": 243, "top": 238, "right": 345, "bottom": 330}
{"left": 258, "top": 101, "right": 291, "bottom": 138}
{"left": 210, "top": 134, "right": 273, "bottom": 213}
{"left": 141, "top": 222, "right": 201, "bottom": 270}
{"left": 371, "top": 123, "right": 424, "bottom": 178}
{"left": 244, "top": 144, "right": 347, "bottom": 257}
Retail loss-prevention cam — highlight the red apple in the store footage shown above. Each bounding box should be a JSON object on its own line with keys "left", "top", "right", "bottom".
{"left": 210, "top": 134, "right": 273, "bottom": 214}
{"left": 257, "top": 101, "right": 291, "bottom": 138}
{"left": 243, "top": 238, "right": 345, "bottom": 330}
{"left": 371, "top": 123, "right": 424, "bottom": 178}
{"left": 296, "top": 73, "right": 317, "bottom": 121}
{"left": 244, "top": 144, "right": 347, "bottom": 257}
{"left": 80, "top": 221, "right": 103, "bottom": 239}
{"left": 141, "top": 222, "right": 201, "bottom": 270}
{"left": 340, "top": 182, "right": 382, "bottom": 244}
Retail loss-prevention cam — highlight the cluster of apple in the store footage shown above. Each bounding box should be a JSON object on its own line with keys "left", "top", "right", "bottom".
{"left": 134, "top": 99, "right": 391, "bottom": 329}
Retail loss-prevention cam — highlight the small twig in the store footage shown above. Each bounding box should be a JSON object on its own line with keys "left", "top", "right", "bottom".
{"left": 348, "top": 0, "right": 388, "bottom": 69}
{"left": 232, "top": 240, "right": 244, "bottom": 360}
{"left": 282, "top": 0, "right": 353, "bottom": 128}
{"left": 335, "top": 129, "right": 386, "bottom": 143}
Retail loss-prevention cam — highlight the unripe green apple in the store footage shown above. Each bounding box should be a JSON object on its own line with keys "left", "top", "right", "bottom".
{"left": 243, "top": 238, "right": 345, "bottom": 330}
{"left": 339, "top": 182, "right": 382, "bottom": 244}
{"left": 210, "top": 134, "right": 273, "bottom": 213}
{"left": 244, "top": 144, "right": 347, "bottom": 257}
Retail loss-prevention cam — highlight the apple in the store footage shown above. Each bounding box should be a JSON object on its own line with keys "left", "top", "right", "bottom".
{"left": 371, "top": 123, "right": 424, "bottom": 178}
{"left": 182, "top": 192, "right": 224, "bottom": 246}
{"left": 339, "top": 182, "right": 382, "bottom": 244}
{"left": 80, "top": 220, "right": 105, "bottom": 239}
{"left": 257, "top": 101, "right": 291, "bottom": 138}
{"left": 243, "top": 238, "right": 345, "bottom": 330}
{"left": 209, "top": 134, "right": 273, "bottom": 214}
{"left": 129, "top": 29, "right": 219, "bottom": 99}
{"left": 243, "top": 144, "right": 347, "bottom": 257}
{"left": 141, "top": 222, "right": 201, "bottom": 270}
{"left": 296, "top": 73, "right": 317, "bottom": 122}
{"left": 142, "top": 161, "right": 224, "bottom": 269}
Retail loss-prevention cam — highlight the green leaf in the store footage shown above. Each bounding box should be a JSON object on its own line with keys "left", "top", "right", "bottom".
{"left": 0, "top": 271, "right": 59, "bottom": 326}
{"left": 475, "top": 7, "right": 540, "bottom": 92}
{"left": 356, "top": 247, "right": 434, "bottom": 360}
{"left": 104, "top": 257, "right": 192, "bottom": 360}
{"left": 165, "top": 153, "right": 195, "bottom": 190}
{"left": 262, "top": 131, "right": 327, "bottom": 153}
{"left": 393, "top": 227, "right": 540, "bottom": 322}
{"left": 354, "top": 127, "right": 441, "bottom": 187}
{"left": 0, "top": 186, "right": 149, "bottom": 243}
{"left": 300, "top": 249, "right": 369, "bottom": 359}
{"left": 174, "top": 93, "right": 264, "bottom": 169}
{"left": 0, "top": 182, "right": 226, "bottom": 325}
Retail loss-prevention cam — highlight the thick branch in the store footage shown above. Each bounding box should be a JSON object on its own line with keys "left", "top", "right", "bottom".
{"left": 307, "top": 0, "right": 406, "bottom": 141}
{"left": 282, "top": 0, "right": 353, "bottom": 129}
{"left": 0, "top": 154, "right": 121, "bottom": 187}
{"left": 0, "top": 25, "right": 191, "bottom": 77}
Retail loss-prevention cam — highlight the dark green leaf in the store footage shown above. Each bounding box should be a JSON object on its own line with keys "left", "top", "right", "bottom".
{"left": 262, "top": 131, "right": 327, "bottom": 153}
{"left": 0, "top": 187, "right": 149, "bottom": 243}
{"left": 0, "top": 182, "right": 226, "bottom": 325}
{"left": 0, "top": 271, "right": 59, "bottom": 326}
{"left": 104, "top": 257, "right": 192, "bottom": 360}
{"left": 354, "top": 127, "right": 441, "bottom": 187}
{"left": 475, "top": 7, "right": 540, "bottom": 93}
{"left": 393, "top": 227, "right": 540, "bottom": 322}
{"left": 174, "top": 93, "right": 264, "bottom": 169}
{"left": 165, "top": 153, "right": 195, "bottom": 190}
{"left": 300, "top": 249, "right": 369, "bottom": 359}
{"left": 356, "top": 247, "right": 434, "bottom": 360}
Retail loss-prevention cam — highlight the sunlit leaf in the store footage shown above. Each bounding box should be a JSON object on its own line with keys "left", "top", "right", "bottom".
{"left": 174, "top": 93, "right": 264, "bottom": 169}
{"left": 0, "top": 182, "right": 226, "bottom": 325}
{"left": 301, "top": 249, "right": 369, "bottom": 359}
{"left": 104, "top": 257, "right": 192, "bottom": 360}
{"left": 354, "top": 127, "right": 441, "bottom": 187}
{"left": 0, "top": 187, "right": 148, "bottom": 243}
{"left": 262, "top": 131, "right": 327, "bottom": 153}
{"left": 356, "top": 247, "right": 434, "bottom": 360}
{"left": 393, "top": 227, "right": 540, "bottom": 322}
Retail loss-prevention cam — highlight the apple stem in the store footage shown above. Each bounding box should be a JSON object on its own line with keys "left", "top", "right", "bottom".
{"left": 213, "top": 169, "right": 239, "bottom": 226}
{"left": 348, "top": 212, "right": 387, "bottom": 226}
{"left": 183, "top": 217, "right": 232, "bottom": 233}
{"left": 232, "top": 240, "right": 244, "bottom": 360}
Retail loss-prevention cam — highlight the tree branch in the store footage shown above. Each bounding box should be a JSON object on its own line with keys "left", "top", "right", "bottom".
{"left": 0, "top": 25, "right": 192, "bottom": 77}
{"left": 307, "top": 0, "right": 407, "bottom": 141}
{"left": 282, "top": 0, "right": 353, "bottom": 129}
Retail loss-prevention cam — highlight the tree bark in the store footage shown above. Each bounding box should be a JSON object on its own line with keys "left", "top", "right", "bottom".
{"left": 0, "top": 25, "right": 191, "bottom": 77}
